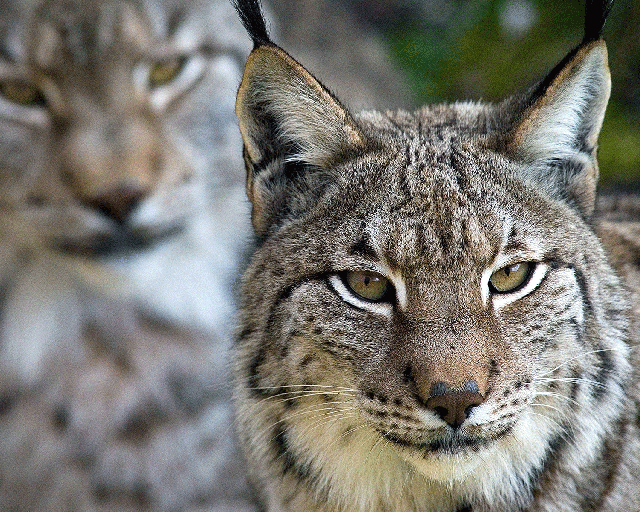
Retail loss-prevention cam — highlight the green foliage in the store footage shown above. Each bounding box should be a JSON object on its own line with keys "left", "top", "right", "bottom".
{"left": 386, "top": 0, "right": 640, "bottom": 186}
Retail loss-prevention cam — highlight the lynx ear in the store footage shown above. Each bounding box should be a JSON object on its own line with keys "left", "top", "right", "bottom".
{"left": 511, "top": 41, "right": 610, "bottom": 217}
{"left": 236, "top": 44, "right": 364, "bottom": 236}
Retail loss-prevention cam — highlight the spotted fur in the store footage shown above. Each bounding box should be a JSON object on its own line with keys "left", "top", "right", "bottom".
{"left": 233, "top": 1, "right": 640, "bottom": 511}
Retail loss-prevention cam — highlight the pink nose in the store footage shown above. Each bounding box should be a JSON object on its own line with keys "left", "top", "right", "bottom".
{"left": 424, "top": 380, "right": 484, "bottom": 428}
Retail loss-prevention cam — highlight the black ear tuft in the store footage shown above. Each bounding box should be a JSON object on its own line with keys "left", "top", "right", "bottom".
{"left": 527, "top": 0, "right": 613, "bottom": 107}
{"left": 506, "top": 1, "right": 615, "bottom": 218}
{"left": 232, "top": 0, "right": 271, "bottom": 48}
{"left": 583, "top": 0, "right": 614, "bottom": 44}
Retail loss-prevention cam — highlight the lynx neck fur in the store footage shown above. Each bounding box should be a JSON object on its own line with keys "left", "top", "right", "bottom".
{"left": 232, "top": 0, "right": 640, "bottom": 511}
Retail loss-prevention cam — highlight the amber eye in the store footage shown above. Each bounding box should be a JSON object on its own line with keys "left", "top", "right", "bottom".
{"left": 0, "top": 81, "right": 47, "bottom": 107}
{"left": 345, "top": 271, "right": 390, "bottom": 302}
{"left": 489, "top": 262, "right": 533, "bottom": 293}
{"left": 148, "top": 56, "right": 186, "bottom": 87}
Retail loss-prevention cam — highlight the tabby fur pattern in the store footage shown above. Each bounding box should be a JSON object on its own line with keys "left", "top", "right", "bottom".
{"left": 233, "top": 0, "right": 640, "bottom": 510}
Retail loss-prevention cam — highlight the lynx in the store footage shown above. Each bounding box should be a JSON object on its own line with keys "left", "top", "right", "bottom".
{"left": 233, "top": 0, "right": 640, "bottom": 511}
{"left": 0, "top": 0, "right": 256, "bottom": 510}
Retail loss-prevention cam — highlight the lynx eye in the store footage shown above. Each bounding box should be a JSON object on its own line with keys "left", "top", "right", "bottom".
{"left": 0, "top": 81, "right": 47, "bottom": 107}
{"left": 489, "top": 262, "right": 533, "bottom": 293}
{"left": 148, "top": 56, "right": 187, "bottom": 88}
{"left": 345, "top": 271, "right": 390, "bottom": 302}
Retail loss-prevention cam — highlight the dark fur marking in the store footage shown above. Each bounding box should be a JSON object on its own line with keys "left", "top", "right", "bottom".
{"left": 272, "top": 424, "right": 326, "bottom": 499}
{"left": 593, "top": 346, "right": 614, "bottom": 400}
{"left": 531, "top": 429, "right": 573, "bottom": 498}
{"left": 169, "top": 372, "right": 210, "bottom": 414}
{"left": 581, "top": 415, "right": 626, "bottom": 510}
{"left": 427, "top": 434, "right": 492, "bottom": 454}
{"left": 284, "top": 397, "right": 298, "bottom": 409}
{"left": 91, "top": 480, "right": 151, "bottom": 507}
{"left": 341, "top": 427, "right": 355, "bottom": 442}
{"left": 248, "top": 345, "right": 267, "bottom": 397}
{"left": 92, "top": 483, "right": 111, "bottom": 503}
{"left": 300, "top": 355, "right": 314, "bottom": 368}
{"left": 403, "top": 365, "right": 414, "bottom": 384}
{"left": 259, "top": 274, "right": 328, "bottom": 386}
{"left": 273, "top": 426, "right": 300, "bottom": 476}
{"left": 384, "top": 429, "right": 506, "bottom": 456}
{"left": 319, "top": 343, "right": 355, "bottom": 363}
{"left": 489, "top": 359, "right": 501, "bottom": 378}
{"left": 166, "top": 7, "right": 187, "bottom": 37}
{"left": 238, "top": 327, "right": 254, "bottom": 341}
{"left": 119, "top": 403, "right": 166, "bottom": 443}
{"left": 0, "top": 391, "right": 17, "bottom": 416}
{"left": 349, "top": 237, "right": 378, "bottom": 260}
{"left": 583, "top": 0, "right": 614, "bottom": 43}
{"left": 390, "top": 411, "right": 416, "bottom": 423}
{"left": 52, "top": 403, "right": 70, "bottom": 432}
{"left": 131, "top": 482, "right": 153, "bottom": 507}
{"left": 568, "top": 264, "right": 595, "bottom": 319}
{"left": 570, "top": 369, "right": 582, "bottom": 402}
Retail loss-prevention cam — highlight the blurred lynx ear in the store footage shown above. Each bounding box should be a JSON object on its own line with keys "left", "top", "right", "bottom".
{"left": 236, "top": 43, "right": 364, "bottom": 236}
{"left": 510, "top": 0, "right": 613, "bottom": 217}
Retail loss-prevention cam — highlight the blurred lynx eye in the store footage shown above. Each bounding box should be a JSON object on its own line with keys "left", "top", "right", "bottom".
{"left": 0, "top": 81, "right": 47, "bottom": 107}
{"left": 345, "top": 271, "right": 390, "bottom": 302}
{"left": 489, "top": 262, "right": 533, "bottom": 293}
{"left": 148, "top": 56, "right": 186, "bottom": 87}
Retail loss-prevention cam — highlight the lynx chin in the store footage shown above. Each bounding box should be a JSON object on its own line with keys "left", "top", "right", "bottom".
{"left": 232, "top": 0, "right": 640, "bottom": 511}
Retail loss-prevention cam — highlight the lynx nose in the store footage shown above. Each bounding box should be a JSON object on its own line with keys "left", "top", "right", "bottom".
{"left": 91, "top": 184, "right": 145, "bottom": 223}
{"left": 425, "top": 380, "right": 484, "bottom": 428}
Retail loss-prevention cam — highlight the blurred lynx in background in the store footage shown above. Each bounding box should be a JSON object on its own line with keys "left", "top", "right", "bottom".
{"left": 0, "top": 0, "right": 255, "bottom": 509}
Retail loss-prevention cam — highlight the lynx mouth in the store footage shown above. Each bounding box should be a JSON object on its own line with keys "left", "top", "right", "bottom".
{"left": 382, "top": 425, "right": 513, "bottom": 456}
{"left": 52, "top": 224, "right": 184, "bottom": 257}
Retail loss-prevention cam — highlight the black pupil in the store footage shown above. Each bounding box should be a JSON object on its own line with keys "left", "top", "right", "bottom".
{"left": 504, "top": 264, "right": 519, "bottom": 276}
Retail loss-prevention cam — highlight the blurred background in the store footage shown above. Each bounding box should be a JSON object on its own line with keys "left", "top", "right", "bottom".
{"left": 274, "top": 0, "right": 640, "bottom": 190}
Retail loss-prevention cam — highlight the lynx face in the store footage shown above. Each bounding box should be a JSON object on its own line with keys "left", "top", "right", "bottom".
{"left": 0, "top": 0, "right": 246, "bottom": 256}
{"left": 233, "top": 1, "right": 638, "bottom": 511}
{"left": 237, "top": 104, "right": 631, "bottom": 510}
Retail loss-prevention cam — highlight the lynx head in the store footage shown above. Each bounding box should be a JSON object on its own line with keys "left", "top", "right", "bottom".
{"left": 0, "top": 0, "right": 247, "bottom": 257}
{"left": 234, "top": 0, "right": 631, "bottom": 509}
